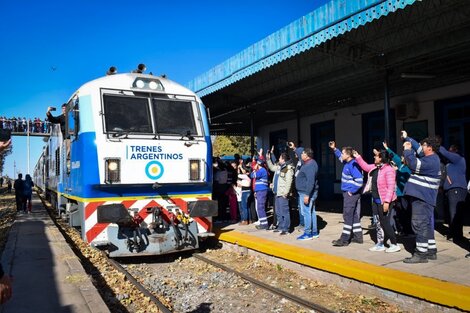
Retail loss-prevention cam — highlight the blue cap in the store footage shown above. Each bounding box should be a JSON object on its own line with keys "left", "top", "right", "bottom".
{"left": 295, "top": 147, "right": 304, "bottom": 157}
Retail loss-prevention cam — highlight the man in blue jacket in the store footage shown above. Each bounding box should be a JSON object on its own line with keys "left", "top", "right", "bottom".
{"left": 329, "top": 141, "right": 364, "bottom": 246}
{"left": 439, "top": 144, "right": 467, "bottom": 242}
{"left": 402, "top": 133, "right": 441, "bottom": 263}
{"left": 295, "top": 148, "right": 319, "bottom": 240}
{"left": 251, "top": 159, "right": 270, "bottom": 230}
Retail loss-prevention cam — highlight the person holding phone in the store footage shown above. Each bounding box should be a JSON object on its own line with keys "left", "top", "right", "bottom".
{"left": 329, "top": 141, "right": 364, "bottom": 247}
{"left": 294, "top": 148, "right": 319, "bottom": 240}
{"left": 46, "top": 103, "right": 66, "bottom": 136}
{"left": 402, "top": 133, "right": 441, "bottom": 263}
{"left": 353, "top": 149, "right": 400, "bottom": 253}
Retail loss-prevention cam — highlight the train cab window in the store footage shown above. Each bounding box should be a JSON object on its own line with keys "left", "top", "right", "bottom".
{"left": 152, "top": 99, "right": 197, "bottom": 136}
{"left": 66, "top": 99, "right": 79, "bottom": 141}
{"left": 103, "top": 95, "right": 152, "bottom": 134}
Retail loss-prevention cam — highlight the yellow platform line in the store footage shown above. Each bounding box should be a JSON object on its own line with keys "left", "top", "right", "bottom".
{"left": 217, "top": 230, "right": 470, "bottom": 311}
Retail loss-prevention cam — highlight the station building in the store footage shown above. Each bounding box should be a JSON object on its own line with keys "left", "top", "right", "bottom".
{"left": 188, "top": 0, "right": 470, "bottom": 200}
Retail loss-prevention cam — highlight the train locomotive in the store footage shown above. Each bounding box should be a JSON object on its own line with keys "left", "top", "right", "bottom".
{"left": 34, "top": 66, "right": 217, "bottom": 257}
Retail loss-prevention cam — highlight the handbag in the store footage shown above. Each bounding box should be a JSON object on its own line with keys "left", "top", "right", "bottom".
{"left": 362, "top": 171, "right": 374, "bottom": 194}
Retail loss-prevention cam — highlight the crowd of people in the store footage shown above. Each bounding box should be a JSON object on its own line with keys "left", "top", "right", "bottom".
{"left": 213, "top": 130, "right": 469, "bottom": 263}
{"left": 0, "top": 116, "right": 52, "bottom": 134}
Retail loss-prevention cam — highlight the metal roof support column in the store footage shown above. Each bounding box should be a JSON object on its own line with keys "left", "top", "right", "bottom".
{"left": 250, "top": 110, "right": 255, "bottom": 157}
{"left": 296, "top": 110, "right": 301, "bottom": 147}
{"left": 384, "top": 70, "right": 391, "bottom": 144}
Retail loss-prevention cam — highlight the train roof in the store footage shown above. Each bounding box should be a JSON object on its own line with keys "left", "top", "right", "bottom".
{"left": 74, "top": 73, "right": 202, "bottom": 102}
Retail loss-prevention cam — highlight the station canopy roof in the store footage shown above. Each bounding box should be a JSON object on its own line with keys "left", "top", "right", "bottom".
{"left": 186, "top": 0, "right": 470, "bottom": 135}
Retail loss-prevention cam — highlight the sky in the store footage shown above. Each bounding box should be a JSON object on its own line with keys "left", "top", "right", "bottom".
{"left": 0, "top": 0, "right": 330, "bottom": 178}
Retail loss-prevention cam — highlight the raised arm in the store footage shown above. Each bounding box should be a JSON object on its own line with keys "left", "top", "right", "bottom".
{"left": 439, "top": 146, "right": 463, "bottom": 164}
{"left": 353, "top": 152, "right": 376, "bottom": 173}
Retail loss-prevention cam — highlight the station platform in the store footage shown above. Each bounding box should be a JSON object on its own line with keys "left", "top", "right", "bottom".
{"left": 0, "top": 194, "right": 109, "bottom": 313}
{"left": 215, "top": 208, "right": 470, "bottom": 312}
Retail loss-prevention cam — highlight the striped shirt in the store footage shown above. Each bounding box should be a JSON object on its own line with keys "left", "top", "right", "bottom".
{"left": 403, "top": 150, "right": 441, "bottom": 206}
{"left": 250, "top": 167, "right": 269, "bottom": 192}
{"left": 334, "top": 149, "right": 363, "bottom": 193}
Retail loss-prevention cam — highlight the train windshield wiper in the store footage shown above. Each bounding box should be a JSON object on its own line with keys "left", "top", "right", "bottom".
{"left": 180, "top": 130, "right": 194, "bottom": 141}
{"left": 111, "top": 127, "right": 129, "bottom": 138}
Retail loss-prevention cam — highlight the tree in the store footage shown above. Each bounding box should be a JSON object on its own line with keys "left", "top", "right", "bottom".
{"left": 0, "top": 145, "right": 12, "bottom": 174}
{"left": 212, "top": 135, "right": 254, "bottom": 157}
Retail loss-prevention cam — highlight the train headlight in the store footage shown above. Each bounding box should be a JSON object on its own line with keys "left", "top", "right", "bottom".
{"left": 108, "top": 161, "right": 118, "bottom": 171}
{"left": 148, "top": 81, "right": 158, "bottom": 90}
{"left": 105, "top": 158, "right": 121, "bottom": 183}
{"left": 189, "top": 159, "right": 200, "bottom": 181}
{"left": 131, "top": 78, "right": 164, "bottom": 91}
{"left": 135, "top": 79, "right": 145, "bottom": 88}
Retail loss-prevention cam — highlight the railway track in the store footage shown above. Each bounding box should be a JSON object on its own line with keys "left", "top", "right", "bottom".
{"left": 39, "top": 191, "right": 401, "bottom": 312}
{"left": 115, "top": 251, "right": 337, "bottom": 313}
{"left": 106, "top": 256, "right": 172, "bottom": 313}
{"left": 192, "top": 253, "right": 336, "bottom": 313}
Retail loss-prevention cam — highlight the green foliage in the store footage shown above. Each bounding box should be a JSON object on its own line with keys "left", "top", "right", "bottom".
{"left": 0, "top": 146, "right": 12, "bottom": 174}
{"left": 228, "top": 136, "right": 252, "bottom": 155}
{"left": 212, "top": 135, "right": 254, "bottom": 157}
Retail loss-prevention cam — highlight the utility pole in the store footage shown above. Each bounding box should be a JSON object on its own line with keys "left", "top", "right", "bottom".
{"left": 27, "top": 119, "right": 30, "bottom": 174}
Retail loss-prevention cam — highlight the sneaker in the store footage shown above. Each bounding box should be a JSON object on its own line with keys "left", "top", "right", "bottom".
{"left": 311, "top": 232, "right": 319, "bottom": 239}
{"left": 403, "top": 254, "right": 428, "bottom": 264}
{"left": 255, "top": 225, "right": 268, "bottom": 230}
{"left": 332, "top": 239, "right": 349, "bottom": 247}
{"left": 297, "top": 233, "right": 314, "bottom": 240}
{"left": 253, "top": 221, "right": 260, "bottom": 225}
{"left": 369, "top": 244, "right": 386, "bottom": 252}
{"left": 272, "top": 229, "right": 280, "bottom": 233}
{"left": 385, "top": 244, "right": 401, "bottom": 253}
{"left": 279, "top": 231, "right": 289, "bottom": 236}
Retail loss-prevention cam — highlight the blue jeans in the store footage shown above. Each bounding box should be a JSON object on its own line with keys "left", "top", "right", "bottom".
{"left": 298, "top": 196, "right": 304, "bottom": 227}
{"left": 275, "top": 196, "right": 290, "bottom": 232}
{"left": 238, "top": 190, "right": 250, "bottom": 221}
{"left": 298, "top": 191, "right": 317, "bottom": 235}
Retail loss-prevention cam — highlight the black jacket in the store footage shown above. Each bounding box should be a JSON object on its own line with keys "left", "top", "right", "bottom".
{"left": 46, "top": 112, "right": 66, "bottom": 136}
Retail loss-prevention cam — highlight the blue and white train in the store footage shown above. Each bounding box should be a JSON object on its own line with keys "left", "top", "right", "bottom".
{"left": 34, "top": 66, "right": 217, "bottom": 257}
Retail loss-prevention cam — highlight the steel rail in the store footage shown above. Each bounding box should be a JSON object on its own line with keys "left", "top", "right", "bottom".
{"left": 193, "top": 253, "right": 336, "bottom": 313}
{"left": 37, "top": 192, "right": 173, "bottom": 313}
{"left": 106, "top": 257, "right": 173, "bottom": 313}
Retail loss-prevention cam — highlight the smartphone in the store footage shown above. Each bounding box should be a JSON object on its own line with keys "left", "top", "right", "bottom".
{"left": 0, "top": 129, "right": 11, "bottom": 141}
{"left": 49, "top": 106, "right": 57, "bottom": 111}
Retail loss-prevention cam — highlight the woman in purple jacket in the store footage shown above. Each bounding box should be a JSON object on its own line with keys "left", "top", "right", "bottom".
{"left": 354, "top": 149, "right": 400, "bottom": 253}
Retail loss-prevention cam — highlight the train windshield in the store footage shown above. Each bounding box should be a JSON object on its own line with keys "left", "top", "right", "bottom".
{"left": 103, "top": 95, "right": 152, "bottom": 133}
{"left": 152, "top": 99, "right": 197, "bottom": 136}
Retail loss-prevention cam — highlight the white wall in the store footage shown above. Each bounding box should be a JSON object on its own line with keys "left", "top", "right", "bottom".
{"left": 257, "top": 80, "right": 470, "bottom": 180}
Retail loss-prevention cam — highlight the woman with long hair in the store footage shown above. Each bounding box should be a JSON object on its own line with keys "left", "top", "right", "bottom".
{"left": 354, "top": 149, "right": 400, "bottom": 253}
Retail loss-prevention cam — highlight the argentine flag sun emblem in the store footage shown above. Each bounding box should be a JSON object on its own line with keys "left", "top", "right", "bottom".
{"left": 145, "top": 160, "right": 164, "bottom": 180}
